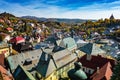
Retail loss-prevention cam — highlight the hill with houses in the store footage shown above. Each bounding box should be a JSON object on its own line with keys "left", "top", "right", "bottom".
{"left": 0, "top": 12, "right": 120, "bottom": 80}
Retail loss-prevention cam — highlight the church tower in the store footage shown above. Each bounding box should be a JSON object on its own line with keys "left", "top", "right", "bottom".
{"left": 110, "top": 14, "right": 115, "bottom": 20}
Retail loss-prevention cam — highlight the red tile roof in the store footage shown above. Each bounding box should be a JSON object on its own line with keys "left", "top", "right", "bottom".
{"left": 6, "top": 27, "right": 13, "bottom": 31}
{"left": 0, "top": 65, "right": 13, "bottom": 80}
{"left": 10, "top": 36, "right": 25, "bottom": 44}
{"left": 78, "top": 55, "right": 115, "bottom": 70}
{"left": 0, "top": 54, "right": 5, "bottom": 67}
{"left": 90, "top": 62, "right": 112, "bottom": 80}
{"left": 0, "top": 19, "right": 4, "bottom": 23}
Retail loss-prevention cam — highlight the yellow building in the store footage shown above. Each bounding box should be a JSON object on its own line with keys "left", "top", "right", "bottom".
{"left": 7, "top": 48, "right": 77, "bottom": 80}
{"left": 0, "top": 42, "right": 12, "bottom": 57}
{"left": 36, "top": 49, "right": 77, "bottom": 80}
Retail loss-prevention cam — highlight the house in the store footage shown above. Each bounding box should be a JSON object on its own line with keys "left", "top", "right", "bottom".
{"left": 45, "top": 36, "right": 57, "bottom": 45}
{"left": 13, "top": 65, "right": 36, "bottom": 80}
{"left": 7, "top": 48, "right": 77, "bottom": 80}
{"left": 0, "top": 54, "right": 5, "bottom": 67}
{"left": 103, "top": 29, "right": 110, "bottom": 35}
{"left": 0, "top": 19, "right": 4, "bottom": 23}
{"left": 27, "top": 23, "right": 35, "bottom": 27}
{"left": 0, "top": 65, "right": 13, "bottom": 80}
{"left": 6, "top": 27, "right": 13, "bottom": 33}
{"left": 0, "top": 33, "right": 10, "bottom": 42}
{"left": 57, "top": 37, "right": 77, "bottom": 51}
{"left": 10, "top": 36, "right": 25, "bottom": 44}
{"left": 73, "top": 36, "right": 88, "bottom": 48}
{"left": 101, "top": 44, "right": 120, "bottom": 58}
{"left": 42, "top": 24, "right": 46, "bottom": 29}
{"left": 0, "top": 42, "right": 12, "bottom": 57}
{"left": 78, "top": 31, "right": 87, "bottom": 39}
{"left": 12, "top": 42, "right": 33, "bottom": 53}
{"left": 0, "top": 24, "right": 3, "bottom": 27}
{"left": 7, "top": 49, "right": 42, "bottom": 73}
{"left": 77, "top": 54, "right": 115, "bottom": 79}
{"left": 95, "top": 39, "right": 110, "bottom": 45}
{"left": 90, "top": 62, "right": 112, "bottom": 80}
{"left": 34, "top": 41, "right": 54, "bottom": 50}
{"left": 36, "top": 48, "right": 77, "bottom": 80}
{"left": 36, "top": 27, "right": 42, "bottom": 34}
{"left": 90, "top": 32, "right": 101, "bottom": 40}
{"left": 78, "top": 43, "right": 105, "bottom": 56}
{"left": 91, "top": 32, "right": 100, "bottom": 36}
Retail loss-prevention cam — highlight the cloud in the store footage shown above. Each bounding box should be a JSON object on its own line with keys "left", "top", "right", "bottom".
{"left": 0, "top": 0, "right": 120, "bottom": 19}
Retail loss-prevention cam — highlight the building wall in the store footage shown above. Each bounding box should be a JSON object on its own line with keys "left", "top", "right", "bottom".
{"left": 43, "top": 62, "right": 74, "bottom": 80}
{"left": 0, "top": 47, "right": 10, "bottom": 57}
{"left": 77, "top": 50, "right": 86, "bottom": 58}
{"left": 82, "top": 66, "right": 94, "bottom": 74}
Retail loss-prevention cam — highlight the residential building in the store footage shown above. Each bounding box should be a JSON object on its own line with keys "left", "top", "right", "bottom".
{"left": 90, "top": 62, "right": 112, "bottom": 80}
{"left": 0, "top": 41, "right": 12, "bottom": 57}
{"left": 10, "top": 36, "right": 25, "bottom": 44}
{"left": 56, "top": 37, "right": 77, "bottom": 51}
{"left": 36, "top": 48, "right": 77, "bottom": 80}
{"left": 12, "top": 42, "right": 33, "bottom": 53}
{"left": 13, "top": 65, "right": 36, "bottom": 80}
{"left": 0, "top": 54, "right": 5, "bottom": 67}
{"left": 5, "top": 27, "right": 13, "bottom": 33}
{"left": 0, "top": 65, "right": 13, "bottom": 80}
{"left": 7, "top": 48, "right": 77, "bottom": 80}
{"left": 77, "top": 54, "right": 115, "bottom": 79}
{"left": 73, "top": 36, "right": 88, "bottom": 48}
{"left": 78, "top": 43, "right": 105, "bottom": 56}
{"left": 7, "top": 49, "right": 42, "bottom": 73}
{"left": 0, "top": 32, "right": 10, "bottom": 42}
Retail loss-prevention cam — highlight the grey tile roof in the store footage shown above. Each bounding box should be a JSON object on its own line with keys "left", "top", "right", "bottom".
{"left": 7, "top": 46, "right": 77, "bottom": 78}
{"left": 52, "top": 49, "right": 77, "bottom": 68}
{"left": 57, "top": 37, "right": 77, "bottom": 51}
{"left": 36, "top": 49, "right": 77, "bottom": 77}
{"left": 79, "top": 43, "right": 105, "bottom": 55}
{"left": 7, "top": 49, "right": 42, "bottom": 73}
{"left": 13, "top": 65, "right": 36, "bottom": 80}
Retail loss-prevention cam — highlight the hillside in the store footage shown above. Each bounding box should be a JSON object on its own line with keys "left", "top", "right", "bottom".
{"left": 21, "top": 16, "right": 96, "bottom": 24}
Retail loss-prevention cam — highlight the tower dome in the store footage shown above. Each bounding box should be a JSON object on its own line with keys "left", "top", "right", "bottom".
{"left": 68, "top": 62, "right": 87, "bottom": 80}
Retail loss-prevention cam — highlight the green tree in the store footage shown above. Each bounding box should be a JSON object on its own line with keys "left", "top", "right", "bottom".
{"left": 111, "top": 55, "right": 120, "bottom": 80}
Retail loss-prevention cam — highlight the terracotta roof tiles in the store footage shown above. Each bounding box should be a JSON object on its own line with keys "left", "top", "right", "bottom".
{"left": 0, "top": 65, "right": 13, "bottom": 80}
{"left": 90, "top": 62, "right": 112, "bottom": 80}
{"left": 78, "top": 54, "right": 115, "bottom": 70}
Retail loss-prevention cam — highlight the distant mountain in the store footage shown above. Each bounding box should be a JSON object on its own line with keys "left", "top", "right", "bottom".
{"left": 21, "top": 16, "right": 96, "bottom": 24}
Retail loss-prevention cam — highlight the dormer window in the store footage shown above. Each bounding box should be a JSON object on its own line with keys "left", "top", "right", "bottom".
{"left": 23, "top": 58, "right": 32, "bottom": 65}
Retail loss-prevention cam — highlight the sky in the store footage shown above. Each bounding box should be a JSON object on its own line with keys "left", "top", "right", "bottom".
{"left": 0, "top": 0, "right": 120, "bottom": 19}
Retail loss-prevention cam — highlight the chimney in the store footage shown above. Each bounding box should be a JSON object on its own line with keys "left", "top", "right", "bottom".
{"left": 96, "top": 67, "right": 100, "bottom": 74}
{"left": 86, "top": 54, "right": 92, "bottom": 61}
{"left": 66, "top": 44, "right": 68, "bottom": 48}
{"left": 45, "top": 54, "right": 48, "bottom": 61}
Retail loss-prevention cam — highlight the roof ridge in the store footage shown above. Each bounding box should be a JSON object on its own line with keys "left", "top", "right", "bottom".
{"left": 90, "top": 62, "right": 112, "bottom": 80}
{"left": 104, "top": 62, "right": 112, "bottom": 78}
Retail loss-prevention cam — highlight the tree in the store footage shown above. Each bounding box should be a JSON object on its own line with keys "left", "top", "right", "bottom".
{"left": 111, "top": 55, "right": 120, "bottom": 80}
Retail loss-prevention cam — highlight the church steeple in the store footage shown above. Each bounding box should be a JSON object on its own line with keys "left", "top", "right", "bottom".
{"left": 110, "top": 14, "right": 114, "bottom": 20}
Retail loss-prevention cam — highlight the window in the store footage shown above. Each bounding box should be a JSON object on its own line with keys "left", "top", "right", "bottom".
{"left": 21, "top": 61, "right": 23, "bottom": 63}
{"left": 50, "top": 77, "right": 52, "bottom": 80}
{"left": 83, "top": 68, "right": 85, "bottom": 71}
{"left": 88, "top": 70, "right": 91, "bottom": 74}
